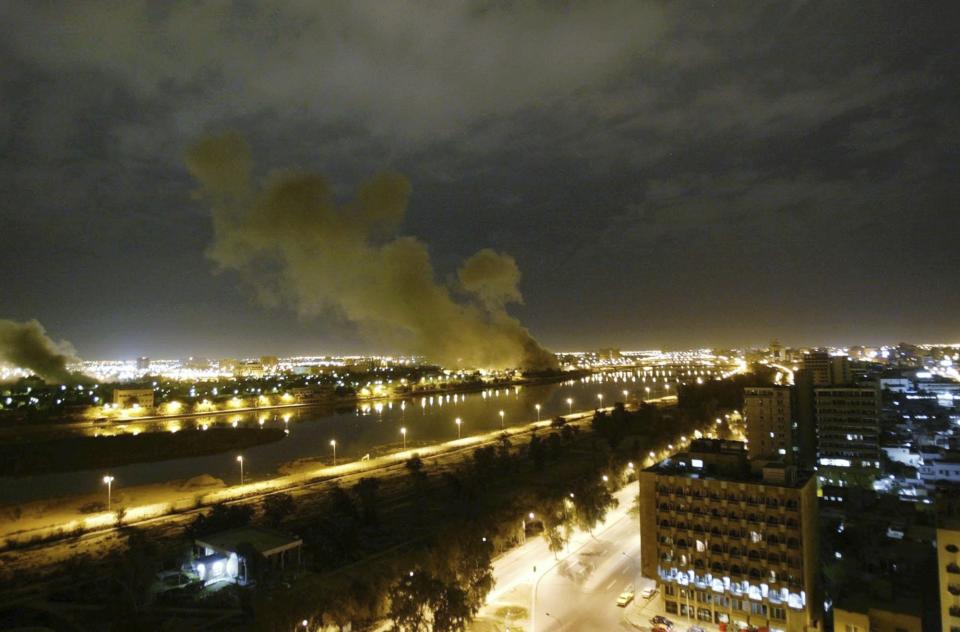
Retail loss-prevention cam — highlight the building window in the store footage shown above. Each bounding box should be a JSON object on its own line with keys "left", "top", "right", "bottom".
{"left": 750, "top": 602, "right": 768, "bottom": 616}
{"left": 665, "top": 600, "right": 678, "bottom": 614}
{"left": 771, "top": 606, "right": 786, "bottom": 620}
{"left": 697, "top": 607, "right": 712, "bottom": 621}
{"left": 664, "top": 584, "right": 676, "bottom": 596}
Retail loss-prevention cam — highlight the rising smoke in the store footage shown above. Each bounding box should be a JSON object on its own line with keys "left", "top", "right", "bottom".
{"left": 0, "top": 319, "right": 81, "bottom": 383}
{"left": 186, "top": 133, "right": 557, "bottom": 371}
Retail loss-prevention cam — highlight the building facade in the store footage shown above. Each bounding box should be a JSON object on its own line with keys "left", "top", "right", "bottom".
{"left": 832, "top": 605, "right": 921, "bottom": 632}
{"left": 112, "top": 388, "right": 155, "bottom": 410}
{"left": 815, "top": 387, "right": 880, "bottom": 469}
{"left": 638, "top": 440, "right": 822, "bottom": 631}
{"left": 744, "top": 386, "right": 796, "bottom": 462}
{"left": 939, "top": 524, "right": 960, "bottom": 631}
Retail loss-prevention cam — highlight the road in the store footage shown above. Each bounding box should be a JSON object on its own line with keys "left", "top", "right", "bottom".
{"left": 478, "top": 484, "right": 657, "bottom": 631}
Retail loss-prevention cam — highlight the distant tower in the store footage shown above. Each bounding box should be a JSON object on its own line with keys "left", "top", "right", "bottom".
{"left": 769, "top": 339, "right": 784, "bottom": 362}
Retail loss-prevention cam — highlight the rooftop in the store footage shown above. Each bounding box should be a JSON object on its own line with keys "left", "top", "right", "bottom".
{"left": 195, "top": 526, "right": 302, "bottom": 556}
{"left": 646, "top": 439, "right": 811, "bottom": 488}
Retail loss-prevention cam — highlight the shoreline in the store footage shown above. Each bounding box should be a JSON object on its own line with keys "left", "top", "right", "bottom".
{"left": 0, "top": 370, "right": 588, "bottom": 440}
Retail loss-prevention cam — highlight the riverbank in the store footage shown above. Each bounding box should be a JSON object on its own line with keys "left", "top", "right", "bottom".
{"left": 0, "top": 370, "right": 586, "bottom": 441}
{"left": 0, "top": 427, "right": 286, "bottom": 478}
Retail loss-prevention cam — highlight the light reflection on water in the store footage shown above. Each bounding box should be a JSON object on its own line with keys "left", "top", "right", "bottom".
{"left": 0, "top": 367, "right": 722, "bottom": 504}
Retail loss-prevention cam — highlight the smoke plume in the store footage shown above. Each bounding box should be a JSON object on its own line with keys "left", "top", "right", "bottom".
{"left": 0, "top": 319, "right": 81, "bottom": 383}
{"left": 186, "top": 133, "right": 557, "bottom": 371}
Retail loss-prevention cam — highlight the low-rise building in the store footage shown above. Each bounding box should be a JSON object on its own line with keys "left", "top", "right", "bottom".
{"left": 112, "top": 388, "right": 154, "bottom": 410}
{"left": 919, "top": 451, "right": 960, "bottom": 487}
{"left": 193, "top": 526, "right": 302, "bottom": 585}
{"left": 832, "top": 602, "right": 922, "bottom": 632}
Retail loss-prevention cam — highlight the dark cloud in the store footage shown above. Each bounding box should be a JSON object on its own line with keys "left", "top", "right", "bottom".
{"left": 1, "top": 1, "right": 958, "bottom": 357}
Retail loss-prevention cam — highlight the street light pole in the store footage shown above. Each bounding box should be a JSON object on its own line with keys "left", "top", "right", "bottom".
{"left": 535, "top": 404, "right": 541, "bottom": 422}
{"left": 102, "top": 475, "right": 114, "bottom": 511}
{"left": 566, "top": 397, "right": 573, "bottom": 415}
{"left": 455, "top": 417, "right": 462, "bottom": 439}
{"left": 330, "top": 439, "right": 337, "bottom": 466}
{"left": 236, "top": 455, "right": 244, "bottom": 485}
{"left": 499, "top": 410, "right": 504, "bottom": 430}
{"left": 400, "top": 426, "right": 407, "bottom": 450}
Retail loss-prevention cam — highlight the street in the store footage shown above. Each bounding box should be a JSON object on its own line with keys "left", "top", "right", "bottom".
{"left": 477, "top": 484, "right": 658, "bottom": 631}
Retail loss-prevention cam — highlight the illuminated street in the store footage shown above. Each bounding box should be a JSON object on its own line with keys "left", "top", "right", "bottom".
{"left": 477, "top": 485, "right": 650, "bottom": 631}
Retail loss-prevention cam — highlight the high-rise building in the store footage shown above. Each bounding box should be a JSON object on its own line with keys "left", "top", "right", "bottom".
{"left": 802, "top": 352, "right": 832, "bottom": 387}
{"left": 744, "top": 386, "right": 796, "bottom": 462}
{"left": 793, "top": 369, "right": 818, "bottom": 470}
{"left": 801, "top": 351, "right": 850, "bottom": 387}
{"left": 815, "top": 387, "right": 881, "bottom": 469}
{"left": 638, "top": 440, "right": 822, "bottom": 631}
{"left": 938, "top": 522, "right": 960, "bottom": 631}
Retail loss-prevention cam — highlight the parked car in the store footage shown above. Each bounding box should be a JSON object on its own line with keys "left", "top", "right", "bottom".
{"left": 616, "top": 586, "right": 635, "bottom": 607}
{"left": 651, "top": 615, "right": 673, "bottom": 627}
{"left": 640, "top": 586, "right": 657, "bottom": 599}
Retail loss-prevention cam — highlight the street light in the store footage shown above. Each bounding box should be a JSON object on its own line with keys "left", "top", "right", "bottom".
{"left": 597, "top": 393, "right": 604, "bottom": 408}
{"left": 535, "top": 403, "right": 541, "bottom": 421}
{"left": 400, "top": 426, "right": 407, "bottom": 450}
{"left": 499, "top": 410, "right": 505, "bottom": 430}
{"left": 102, "top": 475, "right": 114, "bottom": 511}
{"left": 566, "top": 397, "right": 573, "bottom": 414}
{"left": 236, "top": 455, "right": 244, "bottom": 485}
{"left": 622, "top": 389, "right": 629, "bottom": 399}
{"left": 330, "top": 439, "right": 337, "bottom": 466}
{"left": 455, "top": 417, "right": 462, "bottom": 439}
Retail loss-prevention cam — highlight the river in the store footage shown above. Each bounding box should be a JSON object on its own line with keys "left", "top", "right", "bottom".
{"left": 0, "top": 368, "right": 715, "bottom": 505}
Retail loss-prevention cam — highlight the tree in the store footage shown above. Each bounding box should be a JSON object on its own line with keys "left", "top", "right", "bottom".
{"left": 262, "top": 493, "right": 296, "bottom": 527}
{"left": 188, "top": 502, "right": 254, "bottom": 537}
{"left": 431, "top": 584, "right": 471, "bottom": 632}
{"left": 528, "top": 433, "right": 546, "bottom": 471}
{"left": 571, "top": 479, "right": 618, "bottom": 535}
{"left": 428, "top": 526, "right": 495, "bottom": 616}
{"left": 388, "top": 571, "right": 437, "bottom": 631}
{"left": 353, "top": 477, "right": 381, "bottom": 527}
{"left": 405, "top": 456, "right": 429, "bottom": 495}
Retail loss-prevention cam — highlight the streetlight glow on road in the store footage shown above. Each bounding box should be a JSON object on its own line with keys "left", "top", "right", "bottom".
{"left": 535, "top": 403, "right": 541, "bottom": 421}
{"left": 330, "top": 439, "right": 337, "bottom": 465}
{"left": 455, "top": 417, "right": 462, "bottom": 438}
{"left": 566, "top": 397, "right": 573, "bottom": 414}
{"left": 499, "top": 409, "right": 504, "bottom": 430}
{"left": 400, "top": 426, "right": 407, "bottom": 450}
{"left": 236, "top": 455, "right": 244, "bottom": 484}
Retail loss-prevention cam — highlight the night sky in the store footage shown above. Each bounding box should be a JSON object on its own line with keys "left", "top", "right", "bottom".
{"left": 2, "top": 2, "right": 958, "bottom": 360}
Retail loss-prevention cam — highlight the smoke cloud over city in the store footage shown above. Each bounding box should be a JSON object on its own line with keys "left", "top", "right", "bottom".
{"left": 0, "top": 319, "right": 81, "bottom": 383}
{"left": 186, "top": 133, "right": 557, "bottom": 371}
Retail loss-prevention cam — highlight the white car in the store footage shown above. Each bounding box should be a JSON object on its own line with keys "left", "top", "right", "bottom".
{"left": 640, "top": 586, "right": 657, "bottom": 599}
{"left": 616, "top": 586, "right": 635, "bottom": 607}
